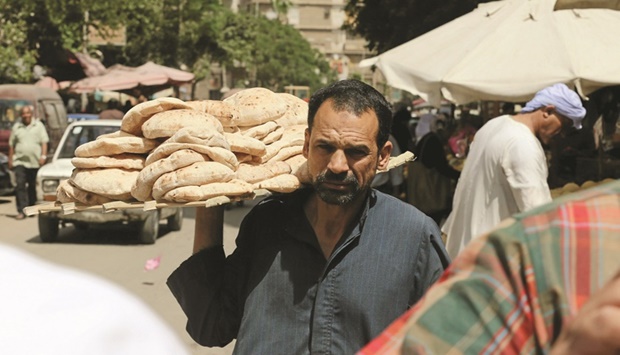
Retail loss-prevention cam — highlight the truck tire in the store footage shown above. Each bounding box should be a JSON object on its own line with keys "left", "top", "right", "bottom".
{"left": 139, "top": 210, "right": 160, "bottom": 244}
{"left": 39, "top": 215, "right": 59, "bottom": 243}
{"left": 167, "top": 208, "right": 183, "bottom": 231}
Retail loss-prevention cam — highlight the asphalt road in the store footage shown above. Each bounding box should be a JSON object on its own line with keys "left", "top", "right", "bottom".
{"left": 0, "top": 195, "right": 260, "bottom": 354}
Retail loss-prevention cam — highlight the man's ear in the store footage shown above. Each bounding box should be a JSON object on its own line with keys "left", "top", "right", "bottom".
{"left": 302, "top": 128, "right": 310, "bottom": 158}
{"left": 377, "top": 139, "right": 392, "bottom": 171}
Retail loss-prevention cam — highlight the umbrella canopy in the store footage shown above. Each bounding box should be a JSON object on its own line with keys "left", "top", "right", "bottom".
{"left": 69, "top": 61, "right": 194, "bottom": 94}
{"left": 360, "top": 0, "right": 620, "bottom": 106}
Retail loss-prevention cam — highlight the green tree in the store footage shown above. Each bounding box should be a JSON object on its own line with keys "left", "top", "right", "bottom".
{"left": 344, "top": 0, "right": 493, "bottom": 54}
{"left": 0, "top": 10, "right": 38, "bottom": 83}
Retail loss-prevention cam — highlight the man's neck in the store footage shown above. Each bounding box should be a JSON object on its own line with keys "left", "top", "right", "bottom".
{"left": 511, "top": 113, "right": 537, "bottom": 134}
{"left": 304, "top": 191, "right": 367, "bottom": 259}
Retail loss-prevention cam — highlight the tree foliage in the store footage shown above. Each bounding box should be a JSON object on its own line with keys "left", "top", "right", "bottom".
{"left": 0, "top": 0, "right": 333, "bottom": 93}
{"left": 344, "top": 0, "right": 493, "bottom": 54}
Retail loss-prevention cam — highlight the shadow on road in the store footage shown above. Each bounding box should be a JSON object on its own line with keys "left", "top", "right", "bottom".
{"left": 26, "top": 222, "right": 179, "bottom": 246}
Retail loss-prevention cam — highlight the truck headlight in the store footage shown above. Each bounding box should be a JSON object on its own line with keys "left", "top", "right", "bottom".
{"left": 42, "top": 179, "right": 60, "bottom": 193}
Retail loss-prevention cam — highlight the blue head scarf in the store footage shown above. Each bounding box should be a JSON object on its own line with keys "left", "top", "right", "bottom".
{"left": 520, "top": 83, "right": 586, "bottom": 129}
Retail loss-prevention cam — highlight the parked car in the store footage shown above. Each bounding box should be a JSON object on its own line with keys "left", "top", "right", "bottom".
{"left": 67, "top": 113, "right": 99, "bottom": 123}
{"left": 35, "top": 119, "right": 183, "bottom": 244}
{"left": 0, "top": 152, "right": 13, "bottom": 195}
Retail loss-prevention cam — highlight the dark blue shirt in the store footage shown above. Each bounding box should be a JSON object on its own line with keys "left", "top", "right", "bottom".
{"left": 167, "top": 189, "right": 450, "bottom": 354}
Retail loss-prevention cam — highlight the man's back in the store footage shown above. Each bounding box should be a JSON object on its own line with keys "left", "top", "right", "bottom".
{"left": 443, "top": 115, "right": 550, "bottom": 258}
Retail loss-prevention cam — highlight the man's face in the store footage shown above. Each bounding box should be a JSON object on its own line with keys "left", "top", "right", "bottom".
{"left": 303, "top": 100, "right": 391, "bottom": 205}
{"left": 538, "top": 107, "right": 574, "bottom": 145}
{"left": 20, "top": 107, "right": 33, "bottom": 125}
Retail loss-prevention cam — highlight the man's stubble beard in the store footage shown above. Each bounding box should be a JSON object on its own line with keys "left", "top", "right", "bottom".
{"left": 312, "top": 170, "right": 371, "bottom": 206}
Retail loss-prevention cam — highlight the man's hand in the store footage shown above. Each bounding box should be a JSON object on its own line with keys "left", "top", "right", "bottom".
{"left": 550, "top": 271, "right": 620, "bottom": 354}
{"left": 193, "top": 205, "right": 225, "bottom": 254}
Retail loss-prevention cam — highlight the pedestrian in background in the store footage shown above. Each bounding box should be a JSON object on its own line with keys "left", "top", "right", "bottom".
{"left": 442, "top": 83, "right": 586, "bottom": 258}
{"left": 8, "top": 106, "right": 48, "bottom": 220}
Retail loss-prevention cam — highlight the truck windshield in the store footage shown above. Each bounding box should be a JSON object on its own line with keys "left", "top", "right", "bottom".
{"left": 57, "top": 125, "right": 120, "bottom": 159}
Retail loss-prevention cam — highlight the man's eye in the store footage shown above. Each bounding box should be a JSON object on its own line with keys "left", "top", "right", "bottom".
{"left": 347, "top": 149, "right": 367, "bottom": 157}
{"left": 318, "top": 144, "right": 334, "bottom": 152}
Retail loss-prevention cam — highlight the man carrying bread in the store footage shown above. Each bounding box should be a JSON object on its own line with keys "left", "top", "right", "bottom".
{"left": 167, "top": 79, "right": 449, "bottom": 353}
{"left": 442, "top": 83, "right": 586, "bottom": 259}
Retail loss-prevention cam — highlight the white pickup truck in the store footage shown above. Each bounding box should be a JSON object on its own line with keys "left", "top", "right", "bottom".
{"left": 35, "top": 119, "right": 183, "bottom": 244}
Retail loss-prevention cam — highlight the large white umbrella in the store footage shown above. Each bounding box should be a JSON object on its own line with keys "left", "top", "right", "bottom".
{"left": 360, "top": 0, "right": 620, "bottom": 106}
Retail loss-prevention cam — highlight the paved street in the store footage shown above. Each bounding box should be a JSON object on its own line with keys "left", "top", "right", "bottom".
{"left": 0, "top": 194, "right": 259, "bottom": 354}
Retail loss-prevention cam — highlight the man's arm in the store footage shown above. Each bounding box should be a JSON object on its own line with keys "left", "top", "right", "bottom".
{"left": 193, "top": 206, "right": 224, "bottom": 254}
{"left": 8, "top": 146, "right": 14, "bottom": 171}
{"left": 550, "top": 271, "right": 620, "bottom": 355}
{"left": 39, "top": 142, "right": 48, "bottom": 165}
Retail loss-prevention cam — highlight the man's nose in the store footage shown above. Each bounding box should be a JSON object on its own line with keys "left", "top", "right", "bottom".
{"left": 327, "top": 150, "right": 349, "bottom": 174}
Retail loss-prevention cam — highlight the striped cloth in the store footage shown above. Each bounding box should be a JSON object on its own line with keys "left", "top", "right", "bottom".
{"left": 359, "top": 179, "right": 620, "bottom": 354}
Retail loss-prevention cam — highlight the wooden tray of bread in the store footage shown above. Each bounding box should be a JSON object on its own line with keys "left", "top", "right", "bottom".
{"left": 24, "top": 88, "right": 414, "bottom": 216}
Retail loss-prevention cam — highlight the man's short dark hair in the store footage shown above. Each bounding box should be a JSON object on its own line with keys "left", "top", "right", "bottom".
{"left": 307, "top": 79, "right": 393, "bottom": 149}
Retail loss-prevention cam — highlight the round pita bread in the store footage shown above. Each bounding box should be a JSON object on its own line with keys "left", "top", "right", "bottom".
{"left": 161, "top": 179, "right": 254, "bottom": 203}
{"left": 223, "top": 87, "right": 288, "bottom": 127}
{"left": 121, "top": 97, "right": 193, "bottom": 136}
{"left": 223, "top": 132, "right": 266, "bottom": 157}
{"left": 142, "top": 109, "right": 224, "bottom": 139}
{"left": 71, "top": 168, "right": 139, "bottom": 201}
{"left": 253, "top": 173, "right": 301, "bottom": 193}
{"left": 235, "top": 161, "right": 291, "bottom": 184}
{"left": 145, "top": 143, "right": 239, "bottom": 170}
{"left": 274, "top": 93, "right": 309, "bottom": 127}
{"left": 57, "top": 179, "right": 114, "bottom": 205}
{"left": 71, "top": 154, "right": 146, "bottom": 170}
{"left": 151, "top": 161, "right": 235, "bottom": 200}
{"left": 186, "top": 100, "right": 241, "bottom": 127}
{"left": 131, "top": 149, "right": 210, "bottom": 201}
{"left": 74, "top": 135, "right": 159, "bottom": 158}
{"left": 164, "top": 126, "right": 230, "bottom": 150}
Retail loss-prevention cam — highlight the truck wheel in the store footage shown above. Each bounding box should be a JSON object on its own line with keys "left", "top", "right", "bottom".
{"left": 167, "top": 208, "right": 183, "bottom": 231}
{"left": 39, "top": 215, "right": 59, "bottom": 242}
{"left": 139, "top": 210, "right": 160, "bottom": 244}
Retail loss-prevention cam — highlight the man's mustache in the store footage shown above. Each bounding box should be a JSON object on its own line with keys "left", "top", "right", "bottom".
{"left": 316, "top": 170, "right": 358, "bottom": 185}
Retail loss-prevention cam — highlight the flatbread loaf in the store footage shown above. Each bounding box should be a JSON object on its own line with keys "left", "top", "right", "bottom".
{"left": 145, "top": 143, "right": 239, "bottom": 170}
{"left": 294, "top": 161, "right": 311, "bottom": 184}
{"left": 260, "top": 126, "right": 284, "bottom": 145}
{"left": 121, "top": 97, "right": 193, "bottom": 136}
{"left": 132, "top": 149, "right": 210, "bottom": 201}
{"left": 57, "top": 179, "right": 114, "bottom": 205}
{"left": 187, "top": 100, "right": 241, "bottom": 127}
{"left": 151, "top": 161, "right": 235, "bottom": 200}
{"left": 235, "top": 161, "right": 291, "bottom": 183}
{"left": 239, "top": 121, "right": 278, "bottom": 140}
{"left": 71, "top": 168, "right": 139, "bottom": 201}
{"left": 71, "top": 154, "right": 146, "bottom": 170}
{"left": 142, "top": 109, "right": 224, "bottom": 139}
{"left": 161, "top": 179, "right": 254, "bottom": 203}
{"left": 254, "top": 173, "right": 301, "bottom": 193}
{"left": 223, "top": 87, "right": 288, "bottom": 127}
{"left": 74, "top": 134, "right": 158, "bottom": 157}
{"left": 164, "top": 126, "right": 230, "bottom": 150}
{"left": 274, "top": 93, "right": 309, "bottom": 127}
{"left": 223, "top": 132, "right": 266, "bottom": 157}
{"left": 267, "top": 145, "right": 303, "bottom": 163}
{"left": 284, "top": 154, "right": 307, "bottom": 174}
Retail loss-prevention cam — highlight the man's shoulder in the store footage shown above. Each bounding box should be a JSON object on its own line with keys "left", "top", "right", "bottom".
{"left": 371, "top": 190, "right": 431, "bottom": 224}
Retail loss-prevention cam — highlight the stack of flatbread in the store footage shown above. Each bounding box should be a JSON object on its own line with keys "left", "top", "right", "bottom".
{"left": 57, "top": 130, "right": 158, "bottom": 205}
{"left": 57, "top": 89, "right": 312, "bottom": 205}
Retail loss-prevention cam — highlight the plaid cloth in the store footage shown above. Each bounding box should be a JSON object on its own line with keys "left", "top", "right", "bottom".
{"left": 359, "top": 179, "right": 620, "bottom": 354}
